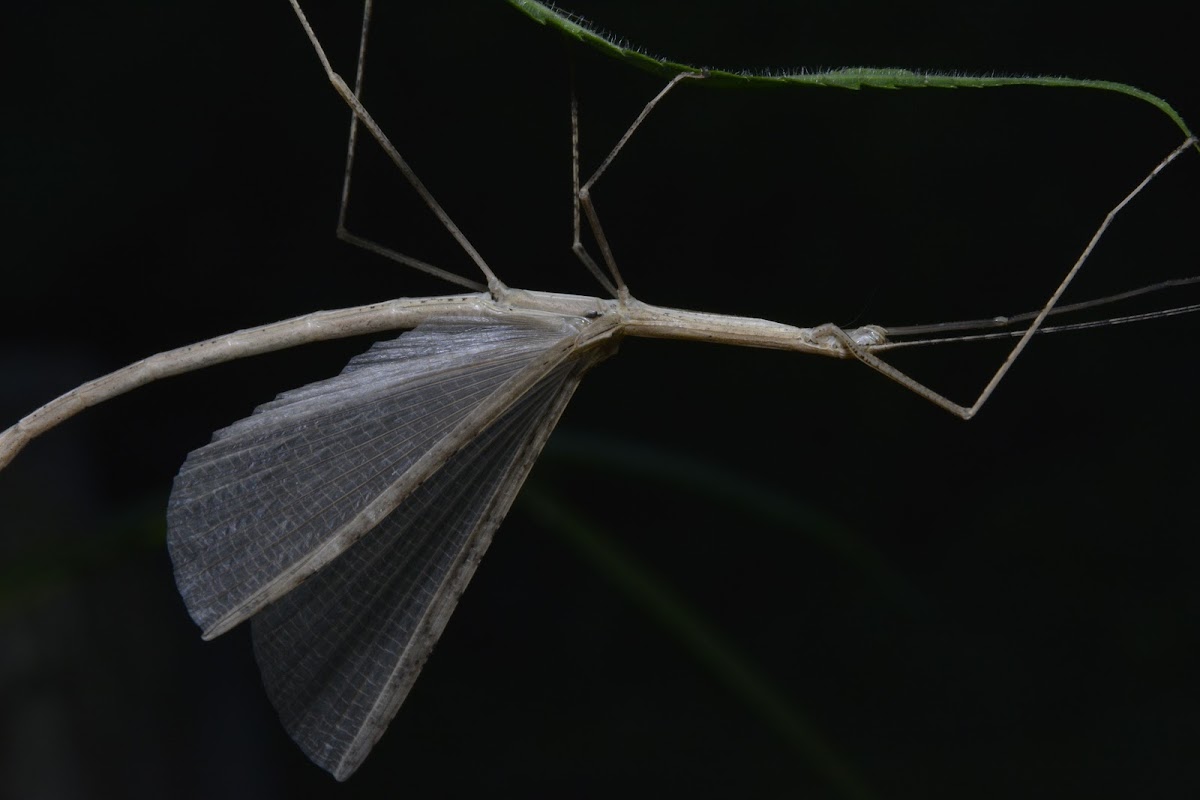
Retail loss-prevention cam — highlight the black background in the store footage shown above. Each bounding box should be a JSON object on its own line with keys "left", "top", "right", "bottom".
{"left": 2, "top": 1, "right": 1198, "bottom": 797}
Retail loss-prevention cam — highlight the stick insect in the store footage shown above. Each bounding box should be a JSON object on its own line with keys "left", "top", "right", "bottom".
{"left": 2, "top": 0, "right": 1200, "bottom": 791}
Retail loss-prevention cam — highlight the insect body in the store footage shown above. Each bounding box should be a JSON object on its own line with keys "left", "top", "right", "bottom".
{"left": 1, "top": 0, "right": 1195, "bottom": 784}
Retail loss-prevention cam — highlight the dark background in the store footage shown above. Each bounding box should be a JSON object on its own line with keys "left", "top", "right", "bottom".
{"left": 2, "top": 1, "right": 1198, "bottom": 797}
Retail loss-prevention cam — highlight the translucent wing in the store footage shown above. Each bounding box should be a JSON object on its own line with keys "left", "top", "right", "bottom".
{"left": 250, "top": 352, "right": 599, "bottom": 779}
{"left": 166, "top": 314, "right": 600, "bottom": 639}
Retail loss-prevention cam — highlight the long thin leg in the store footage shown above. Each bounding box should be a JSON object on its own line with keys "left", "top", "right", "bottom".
{"left": 336, "top": 0, "right": 373, "bottom": 239}
{"left": 883, "top": 275, "right": 1200, "bottom": 340}
{"left": 572, "top": 71, "right": 706, "bottom": 301}
{"left": 569, "top": 69, "right": 619, "bottom": 299}
{"left": 288, "top": 0, "right": 502, "bottom": 296}
{"left": 821, "top": 135, "right": 1197, "bottom": 420}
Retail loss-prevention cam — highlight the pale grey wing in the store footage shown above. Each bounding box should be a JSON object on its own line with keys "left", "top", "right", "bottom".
{"left": 250, "top": 349, "right": 604, "bottom": 781}
{"left": 167, "top": 315, "right": 583, "bottom": 639}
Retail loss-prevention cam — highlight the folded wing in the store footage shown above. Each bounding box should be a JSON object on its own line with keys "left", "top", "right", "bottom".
{"left": 250, "top": 350, "right": 598, "bottom": 779}
{"left": 166, "top": 314, "right": 604, "bottom": 639}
